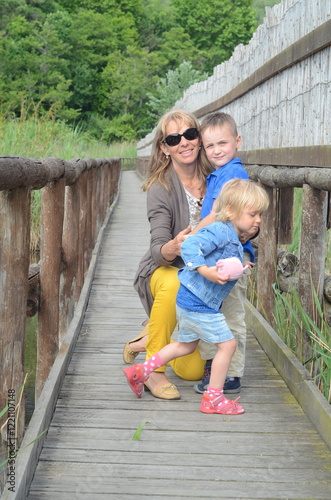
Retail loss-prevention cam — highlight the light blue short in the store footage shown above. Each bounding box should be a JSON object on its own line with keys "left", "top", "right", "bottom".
{"left": 176, "top": 305, "right": 234, "bottom": 344}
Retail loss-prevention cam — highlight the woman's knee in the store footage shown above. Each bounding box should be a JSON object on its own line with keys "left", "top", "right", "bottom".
{"left": 159, "top": 273, "right": 180, "bottom": 296}
{"left": 151, "top": 267, "right": 180, "bottom": 308}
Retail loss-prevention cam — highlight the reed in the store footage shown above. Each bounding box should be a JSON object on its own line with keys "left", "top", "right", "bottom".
{"left": 0, "top": 115, "right": 137, "bottom": 159}
{"left": 273, "top": 286, "right": 331, "bottom": 403}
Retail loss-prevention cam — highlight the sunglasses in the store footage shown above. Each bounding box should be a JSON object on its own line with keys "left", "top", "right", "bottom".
{"left": 162, "top": 127, "right": 199, "bottom": 147}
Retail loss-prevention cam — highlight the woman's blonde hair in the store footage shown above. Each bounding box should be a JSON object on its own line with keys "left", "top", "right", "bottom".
{"left": 214, "top": 178, "right": 269, "bottom": 222}
{"left": 142, "top": 109, "right": 212, "bottom": 192}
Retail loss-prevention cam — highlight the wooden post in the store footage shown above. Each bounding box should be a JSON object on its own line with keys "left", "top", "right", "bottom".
{"left": 97, "top": 165, "right": 105, "bottom": 230}
{"left": 0, "top": 188, "right": 30, "bottom": 489}
{"left": 36, "top": 178, "right": 65, "bottom": 398}
{"left": 59, "top": 182, "right": 81, "bottom": 342}
{"left": 297, "top": 184, "right": 327, "bottom": 362}
{"left": 92, "top": 164, "right": 98, "bottom": 248}
{"left": 76, "top": 172, "right": 88, "bottom": 299}
{"left": 85, "top": 168, "right": 93, "bottom": 265}
{"left": 256, "top": 184, "right": 278, "bottom": 325}
{"left": 278, "top": 187, "right": 294, "bottom": 244}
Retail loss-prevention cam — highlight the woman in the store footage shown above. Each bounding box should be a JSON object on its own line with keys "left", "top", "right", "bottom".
{"left": 123, "top": 109, "right": 212, "bottom": 399}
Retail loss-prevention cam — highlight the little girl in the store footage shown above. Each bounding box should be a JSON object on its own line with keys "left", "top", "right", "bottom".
{"left": 124, "top": 178, "right": 269, "bottom": 415}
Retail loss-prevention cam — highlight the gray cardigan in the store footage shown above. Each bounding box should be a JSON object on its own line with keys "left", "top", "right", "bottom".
{"left": 133, "top": 167, "right": 190, "bottom": 315}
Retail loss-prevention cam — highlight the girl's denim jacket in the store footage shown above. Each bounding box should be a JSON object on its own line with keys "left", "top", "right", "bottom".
{"left": 178, "top": 221, "right": 243, "bottom": 312}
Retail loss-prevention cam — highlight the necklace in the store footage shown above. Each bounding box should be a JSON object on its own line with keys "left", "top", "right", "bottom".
{"left": 183, "top": 178, "right": 200, "bottom": 190}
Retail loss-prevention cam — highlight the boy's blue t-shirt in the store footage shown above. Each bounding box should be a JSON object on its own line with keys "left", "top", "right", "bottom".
{"left": 201, "top": 158, "right": 255, "bottom": 262}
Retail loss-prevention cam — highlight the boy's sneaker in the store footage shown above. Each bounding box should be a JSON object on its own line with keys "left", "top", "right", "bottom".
{"left": 223, "top": 377, "right": 241, "bottom": 394}
{"left": 200, "top": 391, "right": 244, "bottom": 415}
{"left": 194, "top": 364, "right": 241, "bottom": 395}
{"left": 123, "top": 364, "right": 147, "bottom": 398}
{"left": 193, "top": 359, "right": 212, "bottom": 394}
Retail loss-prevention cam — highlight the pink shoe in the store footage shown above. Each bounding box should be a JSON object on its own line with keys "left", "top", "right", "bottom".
{"left": 200, "top": 391, "right": 244, "bottom": 415}
{"left": 123, "top": 365, "right": 147, "bottom": 398}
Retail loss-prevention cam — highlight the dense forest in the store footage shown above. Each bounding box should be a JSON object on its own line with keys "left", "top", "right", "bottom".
{"left": 0, "top": 0, "right": 279, "bottom": 142}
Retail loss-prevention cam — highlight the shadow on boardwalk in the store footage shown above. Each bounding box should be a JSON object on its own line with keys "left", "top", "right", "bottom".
{"left": 27, "top": 171, "right": 331, "bottom": 499}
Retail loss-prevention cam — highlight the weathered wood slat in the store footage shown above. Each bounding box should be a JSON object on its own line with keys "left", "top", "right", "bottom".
{"left": 24, "top": 171, "right": 331, "bottom": 500}
{"left": 27, "top": 477, "right": 331, "bottom": 499}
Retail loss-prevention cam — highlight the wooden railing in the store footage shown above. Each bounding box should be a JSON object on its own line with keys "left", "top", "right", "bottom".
{"left": 0, "top": 156, "right": 121, "bottom": 491}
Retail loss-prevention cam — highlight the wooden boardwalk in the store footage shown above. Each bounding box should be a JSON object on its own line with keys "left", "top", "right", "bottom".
{"left": 27, "top": 171, "right": 331, "bottom": 499}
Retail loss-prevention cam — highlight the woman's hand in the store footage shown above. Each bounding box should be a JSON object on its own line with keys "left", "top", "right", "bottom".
{"left": 197, "top": 265, "right": 230, "bottom": 284}
{"left": 172, "top": 225, "right": 192, "bottom": 255}
{"left": 160, "top": 225, "right": 192, "bottom": 261}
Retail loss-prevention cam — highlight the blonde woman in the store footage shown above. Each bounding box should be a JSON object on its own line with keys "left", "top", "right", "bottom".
{"left": 123, "top": 109, "right": 212, "bottom": 399}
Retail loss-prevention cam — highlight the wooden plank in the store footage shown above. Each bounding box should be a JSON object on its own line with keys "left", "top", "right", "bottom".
{"left": 27, "top": 477, "right": 331, "bottom": 499}
{"left": 38, "top": 446, "right": 331, "bottom": 469}
{"left": 30, "top": 459, "right": 331, "bottom": 485}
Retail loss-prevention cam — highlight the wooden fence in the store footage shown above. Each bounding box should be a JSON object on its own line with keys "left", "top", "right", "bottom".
{"left": 0, "top": 156, "right": 121, "bottom": 492}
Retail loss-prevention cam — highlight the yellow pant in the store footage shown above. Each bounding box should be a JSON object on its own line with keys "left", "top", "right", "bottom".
{"left": 147, "top": 266, "right": 204, "bottom": 381}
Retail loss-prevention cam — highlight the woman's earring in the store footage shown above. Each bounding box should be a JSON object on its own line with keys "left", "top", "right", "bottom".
{"left": 165, "top": 154, "right": 169, "bottom": 160}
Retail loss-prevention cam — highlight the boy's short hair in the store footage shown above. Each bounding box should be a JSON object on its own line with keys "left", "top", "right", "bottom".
{"left": 214, "top": 178, "right": 269, "bottom": 222}
{"left": 200, "top": 112, "right": 238, "bottom": 138}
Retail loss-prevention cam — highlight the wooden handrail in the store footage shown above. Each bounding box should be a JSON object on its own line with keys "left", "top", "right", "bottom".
{"left": 0, "top": 156, "right": 121, "bottom": 488}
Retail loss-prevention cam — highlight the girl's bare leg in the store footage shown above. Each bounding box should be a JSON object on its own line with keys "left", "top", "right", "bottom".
{"left": 209, "top": 338, "right": 237, "bottom": 389}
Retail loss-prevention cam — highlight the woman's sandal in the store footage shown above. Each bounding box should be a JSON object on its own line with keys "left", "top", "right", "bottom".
{"left": 123, "top": 334, "right": 147, "bottom": 364}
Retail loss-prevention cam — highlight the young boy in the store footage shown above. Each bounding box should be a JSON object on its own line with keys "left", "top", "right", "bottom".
{"left": 124, "top": 179, "right": 269, "bottom": 414}
{"left": 193, "top": 112, "right": 254, "bottom": 395}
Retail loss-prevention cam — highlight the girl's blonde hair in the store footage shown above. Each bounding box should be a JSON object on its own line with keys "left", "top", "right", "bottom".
{"left": 142, "top": 109, "right": 212, "bottom": 192}
{"left": 215, "top": 178, "right": 269, "bottom": 222}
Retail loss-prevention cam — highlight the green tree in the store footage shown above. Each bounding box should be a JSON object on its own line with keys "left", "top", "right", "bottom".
{"left": 156, "top": 27, "right": 204, "bottom": 71}
{"left": 0, "top": 0, "right": 27, "bottom": 30}
{"left": 146, "top": 61, "right": 208, "bottom": 128}
{"left": 97, "top": 45, "right": 160, "bottom": 136}
{"left": 0, "top": 13, "right": 75, "bottom": 120}
{"left": 0, "top": 0, "right": 262, "bottom": 140}
{"left": 66, "top": 8, "right": 139, "bottom": 117}
{"left": 137, "top": 0, "right": 175, "bottom": 51}
{"left": 170, "top": 0, "right": 257, "bottom": 73}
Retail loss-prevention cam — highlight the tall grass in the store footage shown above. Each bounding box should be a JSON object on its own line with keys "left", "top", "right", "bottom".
{"left": 0, "top": 114, "right": 137, "bottom": 159}
{"left": 273, "top": 286, "right": 331, "bottom": 403}
{"left": 0, "top": 112, "right": 137, "bottom": 251}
